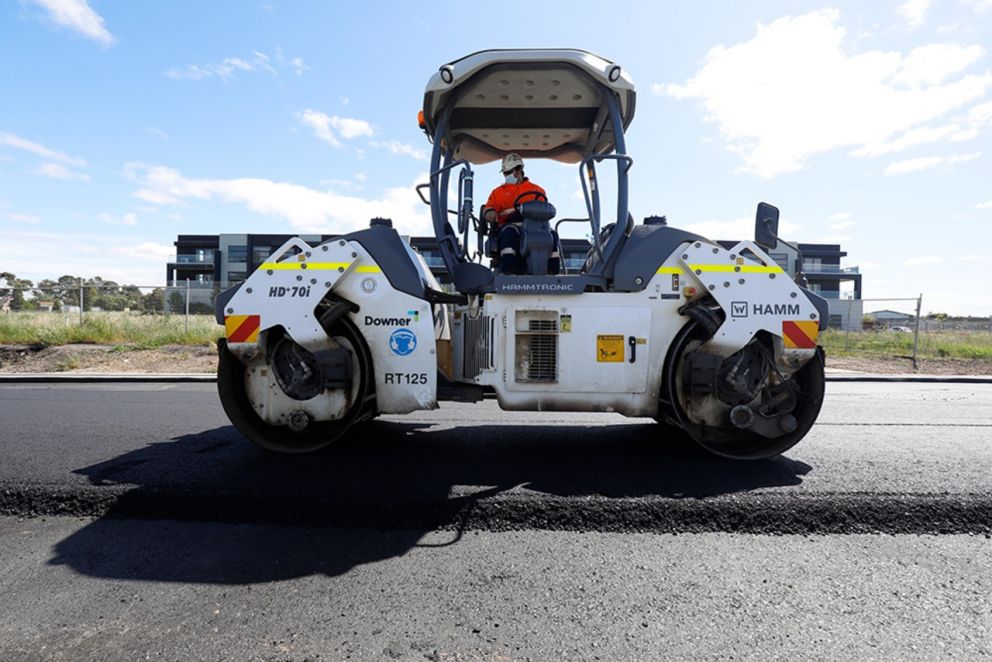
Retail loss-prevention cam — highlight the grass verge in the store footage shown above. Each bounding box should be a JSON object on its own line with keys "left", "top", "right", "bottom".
{"left": 819, "top": 328, "right": 992, "bottom": 360}
{"left": 0, "top": 312, "right": 221, "bottom": 347}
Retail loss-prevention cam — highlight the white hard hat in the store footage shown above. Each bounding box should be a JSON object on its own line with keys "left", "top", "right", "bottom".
{"left": 501, "top": 153, "right": 524, "bottom": 173}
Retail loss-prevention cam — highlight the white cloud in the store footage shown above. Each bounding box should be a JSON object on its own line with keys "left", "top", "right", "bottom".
{"left": 663, "top": 10, "right": 992, "bottom": 178}
{"left": 976, "top": 200, "right": 992, "bottom": 209}
{"left": 959, "top": 255, "right": 980, "bottom": 261}
{"left": 146, "top": 126, "right": 169, "bottom": 140}
{"left": 123, "top": 162, "right": 432, "bottom": 236}
{"left": 297, "top": 110, "right": 374, "bottom": 148}
{"left": 165, "top": 57, "right": 252, "bottom": 81}
{"left": 165, "top": 49, "right": 303, "bottom": 81}
{"left": 892, "top": 43, "right": 984, "bottom": 88}
{"left": 369, "top": 140, "right": 429, "bottom": 160}
{"left": 30, "top": 0, "right": 115, "bottom": 46}
{"left": 8, "top": 213, "right": 42, "bottom": 225}
{"left": 969, "top": 100, "right": 992, "bottom": 124}
{"left": 0, "top": 230, "right": 172, "bottom": 285}
{"left": 852, "top": 123, "right": 964, "bottom": 157}
{"left": 828, "top": 212, "right": 850, "bottom": 222}
{"left": 333, "top": 117, "right": 374, "bottom": 139}
{"left": 30, "top": 161, "right": 90, "bottom": 181}
{"left": 830, "top": 219, "right": 856, "bottom": 230}
{"left": 812, "top": 234, "right": 850, "bottom": 243}
{"left": 0, "top": 132, "right": 86, "bottom": 166}
{"left": 132, "top": 188, "right": 184, "bottom": 205}
{"left": 898, "top": 0, "right": 930, "bottom": 27}
{"left": 963, "top": 0, "right": 992, "bottom": 14}
{"left": 902, "top": 255, "right": 944, "bottom": 265}
{"left": 321, "top": 178, "right": 359, "bottom": 189}
{"left": 251, "top": 51, "right": 277, "bottom": 75}
{"left": 883, "top": 151, "right": 980, "bottom": 174}
{"left": 98, "top": 212, "right": 138, "bottom": 226}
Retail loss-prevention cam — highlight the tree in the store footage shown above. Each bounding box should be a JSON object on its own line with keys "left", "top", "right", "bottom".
{"left": 0, "top": 272, "right": 33, "bottom": 310}
{"left": 140, "top": 288, "right": 165, "bottom": 313}
{"left": 36, "top": 275, "right": 84, "bottom": 308}
{"left": 121, "top": 285, "right": 144, "bottom": 311}
{"left": 168, "top": 290, "right": 185, "bottom": 314}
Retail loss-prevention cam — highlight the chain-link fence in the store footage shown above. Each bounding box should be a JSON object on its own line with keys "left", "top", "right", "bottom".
{"left": 0, "top": 280, "right": 233, "bottom": 344}
{"left": 823, "top": 295, "right": 992, "bottom": 368}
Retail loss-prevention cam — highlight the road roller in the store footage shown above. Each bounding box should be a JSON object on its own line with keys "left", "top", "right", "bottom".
{"left": 216, "top": 49, "right": 827, "bottom": 459}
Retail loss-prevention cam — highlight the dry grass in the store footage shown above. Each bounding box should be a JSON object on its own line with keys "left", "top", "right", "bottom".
{"left": 0, "top": 311, "right": 221, "bottom": 347}
{"left": 820, "top": 328, "right": 992, "bottom": 360}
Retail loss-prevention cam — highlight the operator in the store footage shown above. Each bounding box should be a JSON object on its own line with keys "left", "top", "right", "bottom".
{"left": 483, "top": 153, "right": 560, "bottom": 274}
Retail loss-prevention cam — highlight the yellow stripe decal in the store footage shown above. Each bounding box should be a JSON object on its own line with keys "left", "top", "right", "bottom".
{"left": 656, "top": 266, "right": 684, "bottom": 274}
{"left": 688, "top": 264, "right": 783, "bottom": 274}
{"left": 259, "top": 261, "right": 381, "bottom": 273}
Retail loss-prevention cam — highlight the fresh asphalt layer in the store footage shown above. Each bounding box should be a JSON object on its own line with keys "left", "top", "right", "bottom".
{"left": 2, "top": 518, "right": 989, "bottom": 661}
{"left": 0, "top": 381, "right": 990, "bottom": 535}
{"left": 1, "top": 381, "right": 990, "bottom": 661}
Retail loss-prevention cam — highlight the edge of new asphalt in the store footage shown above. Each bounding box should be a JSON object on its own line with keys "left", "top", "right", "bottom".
{"left": 0, "top": 372, "right": 990, "bottom": 384}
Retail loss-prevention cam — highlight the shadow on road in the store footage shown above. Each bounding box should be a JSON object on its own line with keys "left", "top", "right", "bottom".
{"left": 50, "top": 417, "right": 812, "bottom": 584}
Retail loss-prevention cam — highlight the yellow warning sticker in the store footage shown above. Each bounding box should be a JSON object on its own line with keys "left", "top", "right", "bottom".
{"left": 597, "top": 335, "right": 624, "bottom": 362}
{"left": 560, "top": 315, "right": 572, "bottom": 333}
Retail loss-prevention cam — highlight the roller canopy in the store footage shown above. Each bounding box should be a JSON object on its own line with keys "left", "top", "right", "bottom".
{"left": 423, "top": 49, "right": 636, "bottom": 164}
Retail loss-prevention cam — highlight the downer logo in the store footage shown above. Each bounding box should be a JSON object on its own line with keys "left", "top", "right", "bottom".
{"left": 731, "top": 301, "right": 748, "bottom": 318}
{"left": 365, "top": 315, "right": 412, "bottom": 326}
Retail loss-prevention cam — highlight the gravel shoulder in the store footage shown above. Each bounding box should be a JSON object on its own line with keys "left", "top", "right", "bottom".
{"left": 0, "top": 342, "right": 990, "bottom": 375}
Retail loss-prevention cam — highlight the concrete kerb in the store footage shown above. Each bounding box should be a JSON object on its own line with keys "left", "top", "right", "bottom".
{"left": 1, "top": 373, "right": 991, "bottom": 384}
{"left": 0, "top": 373, "right": 216, "bottom": 383}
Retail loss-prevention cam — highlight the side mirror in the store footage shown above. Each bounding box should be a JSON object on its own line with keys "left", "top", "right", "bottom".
{"left": 754, "top": 202, "right": 780, "bottom": 250}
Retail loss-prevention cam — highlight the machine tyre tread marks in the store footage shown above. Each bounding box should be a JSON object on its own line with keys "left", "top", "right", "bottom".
{"left": 660, "top": 318, "right": 826, "bottom": 460}
{"left": 217, "top": 310, "right": 374, "bottom": 454}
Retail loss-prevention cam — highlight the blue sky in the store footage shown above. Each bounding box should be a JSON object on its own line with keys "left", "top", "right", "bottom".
{"left": 1, "top": 0, "right": 991, "bottom": 315}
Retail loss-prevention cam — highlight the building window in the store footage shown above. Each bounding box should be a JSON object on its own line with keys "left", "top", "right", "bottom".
{"left": 769, "top": 252, "right": 790, "bottom": 271}
{"left": 829, "top": 314, "right": 843, "bottom": 328}
{"left": 252, "top": 247, "right": 273, "bottom": 264}
{"left": 418, "top": 250, "right": 445, "bottom": 268}
{"left": 228, "top": 271, "right": 247, "bottom": 283}
{"left": 228, "top": 245, "right": 248, "bottom": 263}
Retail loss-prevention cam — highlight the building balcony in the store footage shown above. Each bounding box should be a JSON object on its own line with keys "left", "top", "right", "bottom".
{"left": 805, "top": 265, "right": 859, "bottom": 275}
{"left": 167, "top": 280, "right": 218, "bottom": 289}
{"left": 171, "top": 255, "right": 215, "bottom": 265}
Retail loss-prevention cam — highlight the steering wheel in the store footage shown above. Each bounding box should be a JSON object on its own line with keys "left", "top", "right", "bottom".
{"left": 513, "top": 190, "right": 548, "bottom": 210}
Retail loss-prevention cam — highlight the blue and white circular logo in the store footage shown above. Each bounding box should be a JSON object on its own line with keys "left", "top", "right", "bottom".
{"left": 389, "top": 328, "right": 417, "bottom": 356}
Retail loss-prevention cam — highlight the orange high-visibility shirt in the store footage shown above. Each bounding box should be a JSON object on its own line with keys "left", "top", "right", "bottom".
{"left": 484, "top": 178, "right": 547, "bottom": 226}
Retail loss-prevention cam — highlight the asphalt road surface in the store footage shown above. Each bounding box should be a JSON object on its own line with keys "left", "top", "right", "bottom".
{"left": 0, "top": 382, "right": 990, "bottom": 660}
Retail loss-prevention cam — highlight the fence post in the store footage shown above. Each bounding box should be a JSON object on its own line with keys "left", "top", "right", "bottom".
{"left": 185, "top": 279, "right": 190, "bottom": 334}
{"left": 78, "top": 278, "right": 84, "bottom": 325}
{"left": 844, "top": 297, "right": 853, "bottom": 351}
{"left": 911, "top": 294, "right": 922, "bottom": 370}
